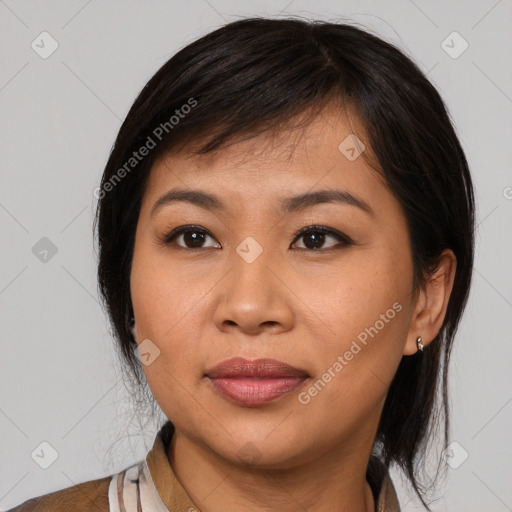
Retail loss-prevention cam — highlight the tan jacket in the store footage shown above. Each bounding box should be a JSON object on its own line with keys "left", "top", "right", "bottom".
{"left": 8, "top": 422, "right": 400, "bottom": 511}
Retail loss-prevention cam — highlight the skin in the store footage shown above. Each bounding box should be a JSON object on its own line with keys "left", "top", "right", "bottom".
{"left": 130, "top": 105, "right": 456, "bottom": 512}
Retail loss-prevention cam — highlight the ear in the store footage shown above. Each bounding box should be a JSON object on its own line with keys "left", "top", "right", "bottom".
{"left": 404, "top": 249, "right": 457, "bottom": 355}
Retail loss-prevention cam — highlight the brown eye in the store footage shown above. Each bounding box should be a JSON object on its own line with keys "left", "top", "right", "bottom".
{"left": 291, "top": 226, "right": 352, "bottom": 251}
{"left": 163, "top": 226, "right": 221, "bottom": 249}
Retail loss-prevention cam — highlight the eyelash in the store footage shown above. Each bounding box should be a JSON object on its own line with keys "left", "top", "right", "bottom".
{"left": 159, "top": 224, "right": 354, "bottom": 252}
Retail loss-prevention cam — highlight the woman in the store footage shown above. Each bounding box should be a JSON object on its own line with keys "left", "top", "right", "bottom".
{"left": 9, "top": 17, "right": 474, "bottom": 512}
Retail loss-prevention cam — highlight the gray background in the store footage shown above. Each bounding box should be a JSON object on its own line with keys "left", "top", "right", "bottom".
{"left": 1, "top": 0, "right": 511, "bottom": 510}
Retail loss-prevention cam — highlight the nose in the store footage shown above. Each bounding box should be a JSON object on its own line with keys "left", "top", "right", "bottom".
{"left": 212, "top": 243, "right": 295, "bottom": 336}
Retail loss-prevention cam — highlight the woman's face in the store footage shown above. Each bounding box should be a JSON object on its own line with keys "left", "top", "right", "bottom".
{"left": 130, "top": 108, "right": 419, "bottom": 469}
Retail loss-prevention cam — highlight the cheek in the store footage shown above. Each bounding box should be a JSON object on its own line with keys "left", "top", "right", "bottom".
{"left": 130, "top": 247, "right": 207, "bottom": 427}
{"left": 294, "top": 246, "right": 412, "bottom": 407}
{"left": 296, "top": 296, "right": 409, "bottom": 442}
{"left": 129, "top": 239, "right": 202, "bottom": 380}
{"left": 130, "top": 232, "right": 207, "bottom": 338}
{"left": 299, "top": 242, "right": 412, "bottom": 346}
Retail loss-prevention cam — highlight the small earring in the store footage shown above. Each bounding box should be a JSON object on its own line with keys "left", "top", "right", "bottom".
{"left": 416, "top": 336, "right": 424, "bottom": 352}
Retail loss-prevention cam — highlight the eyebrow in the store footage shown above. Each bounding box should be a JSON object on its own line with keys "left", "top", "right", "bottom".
{"left": 150, "top": 187, "right": 374, "bottom": 217}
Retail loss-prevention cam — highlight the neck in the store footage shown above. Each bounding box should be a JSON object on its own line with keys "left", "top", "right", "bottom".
{"left": 167, "top": 428, "right": 377, "bottom": 512}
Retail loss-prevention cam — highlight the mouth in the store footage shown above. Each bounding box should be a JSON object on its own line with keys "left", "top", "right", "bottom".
{"left": 205, "top": 357, "right": 309, "bottom": 407}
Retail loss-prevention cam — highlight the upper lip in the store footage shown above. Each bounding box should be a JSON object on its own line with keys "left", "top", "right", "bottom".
{"left": 206, "top": 357, "right": 309, "bottom": 379}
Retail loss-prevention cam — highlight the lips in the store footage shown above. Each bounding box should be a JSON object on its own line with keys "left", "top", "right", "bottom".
{"left": 205, "top": 357, "right": 309, "bottom": 406}
{"left": 206, "top": 357, "right": 308, "bottom": 379}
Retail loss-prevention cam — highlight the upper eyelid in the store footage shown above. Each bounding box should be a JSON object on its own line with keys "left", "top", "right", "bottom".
{"left": 163, "top": 225, "right": 218, "bottom": 245}
{"left": 292, "top": 226, "right": 353, "bottom": 247}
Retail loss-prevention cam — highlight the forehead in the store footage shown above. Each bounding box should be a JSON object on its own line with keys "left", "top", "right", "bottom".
{"left": 143, "top": 106, "right": 388, "bottom": 206}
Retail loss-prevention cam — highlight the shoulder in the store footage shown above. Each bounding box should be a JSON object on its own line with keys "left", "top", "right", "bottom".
{"left": 6, "top": 475, "right": 111, "bottom": 512}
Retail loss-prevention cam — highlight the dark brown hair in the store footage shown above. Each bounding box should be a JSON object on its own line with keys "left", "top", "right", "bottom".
{"left": 94, "top": 17, "right": 475, "bottom": 508}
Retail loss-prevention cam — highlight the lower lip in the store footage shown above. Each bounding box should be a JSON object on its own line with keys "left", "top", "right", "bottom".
{"left": 207, "top": 377, "right": 307, "bottom": 406}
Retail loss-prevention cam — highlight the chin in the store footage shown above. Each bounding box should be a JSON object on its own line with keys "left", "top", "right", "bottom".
{"left": 205, "top": 425, "right": 313, "bottom": 470}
